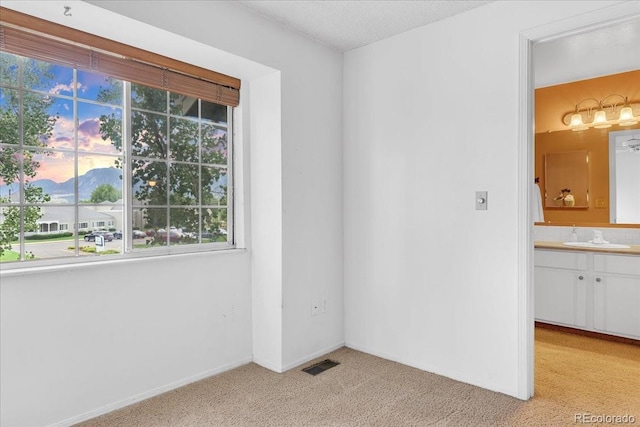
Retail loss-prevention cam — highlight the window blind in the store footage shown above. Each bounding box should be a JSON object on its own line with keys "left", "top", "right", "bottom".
{"left": 0, "top": 7, "right": 240, "bottom": 107}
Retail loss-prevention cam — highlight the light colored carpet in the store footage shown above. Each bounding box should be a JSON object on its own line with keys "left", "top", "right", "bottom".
{"left": 531, "top": 327, "right": 640, "bottom": 424}
{"left": 77, "top": 328, "right": 640, "bottom": 426}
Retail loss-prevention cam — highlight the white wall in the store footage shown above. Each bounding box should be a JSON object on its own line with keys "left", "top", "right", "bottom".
{"left": 1, "top": 1, "right": 344, "bottom": 425}
{"left": 249, "top": 72, "right": 284, "bottom": 371}
{"left": 1, "top": 253, "right": 253, "bottom": 427}
{"left": 534, "top": 16, "right": 640, "bottom": 88}
{"left": 343, "top": 0, "right": 628, "bottom": 398}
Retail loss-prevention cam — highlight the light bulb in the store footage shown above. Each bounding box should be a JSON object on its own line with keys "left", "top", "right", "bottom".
{"left": 569, "top": 112, "right": 588, "bottom": 131}
{"left": 569, "top": 113, "right": 584, "bottom": 127}
{"left": 618, "top": 106, "right": 638, "bottom": 126}
{"left": 593, "top": 110, "right": 611, "bottom": 129}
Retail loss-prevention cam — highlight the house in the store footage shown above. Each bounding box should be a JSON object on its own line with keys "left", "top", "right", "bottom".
{"left": 35, "top": 205, "right": 119, "bottom": 234}
{"left": 1, "top": 1, "right": 638, "bottom": 426}
{"left": 0, "top": 204, "right": 122, "bottom": 234}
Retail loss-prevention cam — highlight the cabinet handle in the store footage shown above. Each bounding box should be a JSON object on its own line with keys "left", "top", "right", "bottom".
{"left": 578, "top": 276, "right": 584, "bottom": 280}
{"left": 595, "top": 277, "right": 602, "bottom": 282}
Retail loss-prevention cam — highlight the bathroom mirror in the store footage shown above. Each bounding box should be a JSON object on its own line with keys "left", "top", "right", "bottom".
{"left": 609, "top": 130, "right": 640, "bottom": 223}
{"left": 544, "top": 151, "right": 589, "bottom": 208}
{"left": 535, "top": 126, "right": 640, "bottom": 226}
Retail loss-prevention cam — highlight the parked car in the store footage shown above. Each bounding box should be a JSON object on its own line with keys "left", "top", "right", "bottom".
{"left": 113, "top": 230, "right": 123, "bottom": 239}
{"left": 84, "top": 230, "right": 114, "bottom": 242}
{"left": 132, "top": 230, "right": 147, "bottom": 239}
{"left": 155, "top": 228, "right": 181, "bottom": 243}
{"left": 200, "top": 228, "right": 228, "bottom": 241}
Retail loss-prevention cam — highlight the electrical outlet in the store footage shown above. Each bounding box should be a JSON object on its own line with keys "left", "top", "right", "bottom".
{"left": 595, "top": 197, "right": 607, "bottom": 208}
{"left": 312, "top": 298, "right": 320, "bottom": 316}
{"left": 321, "top": 296, "right": 328, "bottom": 313}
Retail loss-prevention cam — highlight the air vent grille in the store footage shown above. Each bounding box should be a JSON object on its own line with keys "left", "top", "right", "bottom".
{"left": 302, "top": 359, "right": 340, "bottom": 376}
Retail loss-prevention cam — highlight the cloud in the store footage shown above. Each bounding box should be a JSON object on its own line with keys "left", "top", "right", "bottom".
{"left": 47, "top": 116, "right": 75, "bottom": 149}
{"left": 79, "top": 117, "right": 100, "bottom": 136}
{"left": 78, "top": 118, "right": 119, "bottom": 154}
{"left": 52, "top": 136, "right": 73, "bottom": 147}
{"left": 48, "top": 83, "right": 75, "bottom": 95}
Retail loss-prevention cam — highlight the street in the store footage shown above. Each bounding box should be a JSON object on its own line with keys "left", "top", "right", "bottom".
{"left": 22, "top": 239, "right": 124, "bottom": 259}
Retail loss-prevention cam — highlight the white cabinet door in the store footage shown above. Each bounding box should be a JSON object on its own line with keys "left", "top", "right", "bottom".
{"left": 593, "top": 275, "right": 640, "bottom": 339}
{"left": 535, "top": 250, "right": 640, "bottom": 339}
{"left": 534, "top": 267, "right": 587, "bottom": 327}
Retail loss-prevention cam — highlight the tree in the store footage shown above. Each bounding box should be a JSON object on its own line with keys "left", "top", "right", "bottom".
{"left": 98, "top": 84, "right": 228, "bottom": 240}
{"left": 0, "top": 54, "right": 55, "bottom": 257}
{"left": 89, "top": 184, "right": 122, "bottom": 203}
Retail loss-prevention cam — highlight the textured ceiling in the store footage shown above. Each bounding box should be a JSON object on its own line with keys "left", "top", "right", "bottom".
{"left": 236, "top": 0, "right": 494, "bottom": 52}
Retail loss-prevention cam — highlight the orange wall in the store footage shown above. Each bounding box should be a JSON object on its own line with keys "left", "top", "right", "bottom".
{"left": 536, "top": 70, "right": 640, "bottom": 133}
{"left": 535, "top": 70, "right": 640, "bottom": 225}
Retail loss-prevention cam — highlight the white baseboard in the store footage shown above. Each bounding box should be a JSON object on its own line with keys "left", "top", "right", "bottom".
{"left": 48, "top": 342, "right": 346, "bottom": 426}
{"left": 344, "top": 341, "right": 402, "bottom": 367}
{"left": 253, "top": 342, "right": 345, "bottom": 373}
{"left": 252, "top": 357, "right": 284, "bottom": 373}
{"left": 49, "top": 357, "right": 253, "bottom": 427}
{"left": 345, "top": 341, "right": 516, "bottom": 398}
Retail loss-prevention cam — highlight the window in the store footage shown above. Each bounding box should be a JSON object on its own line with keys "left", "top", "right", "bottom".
{"left": 0, "top": 10, "right": 239, "bottom": 265}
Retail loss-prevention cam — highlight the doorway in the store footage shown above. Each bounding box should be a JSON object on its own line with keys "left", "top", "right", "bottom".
{"left": 518, "top": 3, "right": 640, "bottom": 399}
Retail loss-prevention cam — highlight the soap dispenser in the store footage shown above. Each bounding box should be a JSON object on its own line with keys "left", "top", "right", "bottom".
{"left": 570, "top": 226, "right": 578, "bottom": 242}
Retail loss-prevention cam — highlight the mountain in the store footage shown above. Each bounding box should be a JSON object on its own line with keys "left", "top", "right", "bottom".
{"left": 69, "top": 167, "right": 124, "bottom": 201}
{"left": 0, "top": 168, "right": 123, "bottom": 203}
{"left": 1, "top": 167, "right": 226, "bottom": 203}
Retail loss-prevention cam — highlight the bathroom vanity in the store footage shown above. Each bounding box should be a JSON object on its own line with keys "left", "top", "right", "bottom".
{"left": 534, "top": 241, "right": 640, "bottom": 341}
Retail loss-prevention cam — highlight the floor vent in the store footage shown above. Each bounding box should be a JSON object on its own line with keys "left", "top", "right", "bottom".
{"left": 302, "top": 359, "right": 340, "bottom": 376}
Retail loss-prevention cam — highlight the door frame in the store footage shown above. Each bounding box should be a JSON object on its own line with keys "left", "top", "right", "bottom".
{"left": 517, "top": 2, "right": 640, "bottom": 400}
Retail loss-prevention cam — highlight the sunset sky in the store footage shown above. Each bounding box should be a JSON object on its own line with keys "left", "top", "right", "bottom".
{"left": 2, "top": 55, "right": 228, "bottom": 190}
{"left": 30, "top": 63, "right": 123, "bottom": 183}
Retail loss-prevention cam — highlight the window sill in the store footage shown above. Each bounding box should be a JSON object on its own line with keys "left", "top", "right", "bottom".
{"left": 0, "top": 246, "right": 246, "bottom": 278}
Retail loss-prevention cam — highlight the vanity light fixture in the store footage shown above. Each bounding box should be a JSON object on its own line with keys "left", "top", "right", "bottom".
{"left": 563, "top": 94, "right": 639, "bottom": 131}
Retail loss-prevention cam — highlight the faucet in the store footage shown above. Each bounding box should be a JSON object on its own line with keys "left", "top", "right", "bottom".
{"left": 570, "top": 225, "right": 578, "bottom": 242}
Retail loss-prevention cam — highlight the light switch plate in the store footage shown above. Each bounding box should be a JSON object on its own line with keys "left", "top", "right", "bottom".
{"left": 476, "top": 191, "right": 488, "bottom": 210}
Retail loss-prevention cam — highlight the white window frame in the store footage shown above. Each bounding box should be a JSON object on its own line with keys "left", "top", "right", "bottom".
{"left": 0, "top": 58, "right": 236, "bottom": 270}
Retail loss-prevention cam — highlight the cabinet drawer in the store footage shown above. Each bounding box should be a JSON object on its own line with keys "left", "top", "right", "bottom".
{"left": 535, "top": 250, "right": 587, "bottom": 270}
{"left": 594, "top": 254, "right": 640, "bottom": 276}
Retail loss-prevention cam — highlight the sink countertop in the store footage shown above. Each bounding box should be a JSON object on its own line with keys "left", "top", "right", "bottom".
{"left": 535, "top": 241, "right": 640, "bottom": 256}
